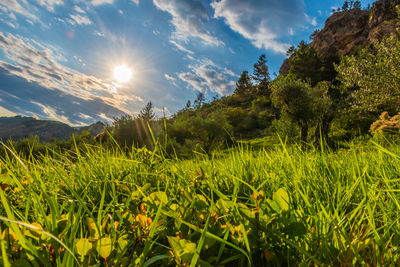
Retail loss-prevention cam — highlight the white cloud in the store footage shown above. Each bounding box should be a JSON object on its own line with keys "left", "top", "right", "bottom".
{"left": 74, "top": 5, "right": 85, "bottom": 13}
{"left": 305, "top": 13, "right": 317, "bottom": 27}
{"left": 0, "top": 0, "right": 38, "bottom": 21}
{"left": 35, "top": 0, "right": 63, "bottom": 12}
{"left": 132, "top": 0, "right": 139, "bottom": 5}
{"left": 97, "top": 113, "right": 114, "bottom": 122}
{"left": 0, "top": 19, "right": 16, "bottom": 29}
{"left": 31, "top": 101, "right": 75, "bottom": 125}
{"left": 95, "top": 31, "right": 105, "bottom": 37}
{"left": 153, "top": 0, "right": 223, "bottom": 46}
{"left": 0, "top": 106, "right": 17, "bottom": 117}
{"left": 78, "top": 113, "right": 92, "bottom": 120}
{"left": 8, "top": 13, "right": 17, "bottom": 20}
{"left": 164, "top": 74, "right": 176, "bottom": 81}
{"left": 68, "top": 14, "right": 92, "bottom": 25}
{"left": 91, "top": 0, "right": 114, "bottom": 6}
{"left": 178, "top": 58, "right": 236, "bottom": 95}
{"left": 169, "top": 40, "right": 194, "bottom": 55}
{"left": 211, "top": 0, "right": 307, "bottom": 54}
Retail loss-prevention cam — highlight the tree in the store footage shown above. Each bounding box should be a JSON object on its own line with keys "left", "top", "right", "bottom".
{"left": 342, "top": 1, "right": 349, "bottom": 11}
{"left": 310, "top": 30, "right": 320, "bottom": 41}
{"left": 353, "top": 1, "right": 361, "bottom": 10}
{"left": 271, "top": 74, "right": 314, "bottom": 143}
{"left": 336, "top": 35, "right": 400, "bottom": 115}
{"left": 286, "top": 46, "right": 296, "bottom": 57}
{"left": 289, "top": 41, "right": 339, "bottom": 86}
{"left": 234, "top": 71, "right": 253, "bottom": 95}
{"left": 139, "top": 101, "right": 155, "bottom": 121}
{"left": 288, "top": 41, "right": 322, "bottom": 86}
{"left": 184, "top": 100, "right": 191, "bottom": 110}
{"left": 194, "top": 92, "right": 205, "bottom": 107}
{"left": 252, "top": 54, "right": 270, "bottom": 92}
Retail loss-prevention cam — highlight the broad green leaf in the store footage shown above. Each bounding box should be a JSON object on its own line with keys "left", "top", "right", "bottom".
{"left": 96, "top": 237, "right": 112, "bottom": 259}
{"left": 86, "top": 218, "right": 99, "bottom": 239}
{"left": 75, "top": 238, "right": 92, "bottom": 256}
{"left": 145, "top": 191, "right": 168, "bottom": 205}
{"left": 266, "top": 199, "right": 281, "bottom": 213}
{"left": 273, "top": 188, "right": 289, "bottom": 211}
{"left": 167, "top": 236, "right": 197, "bottom": 264}
{"left": 132, "top": 183, "right": 151, "bottom": 199}
{"left": 117, "top": 237, "right": 129, "bottom": 253}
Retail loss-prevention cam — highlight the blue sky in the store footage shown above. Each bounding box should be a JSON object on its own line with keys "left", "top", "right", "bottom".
{"left": 0, "top": 0, "right": 375, "bottom": 126}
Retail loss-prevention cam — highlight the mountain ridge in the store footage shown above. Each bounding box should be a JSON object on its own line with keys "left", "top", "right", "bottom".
{"left": 0, "top": 116, "right": 105, "bottom": 141}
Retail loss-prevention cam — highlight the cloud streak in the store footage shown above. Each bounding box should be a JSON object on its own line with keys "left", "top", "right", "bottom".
{"left": 211, "top": 0, "right": 308, "bottom": 54}
{"left": 153, "top": 0, "right": 223, "bottom": 46}
{"left": 178, "top": 58, "right": 236, "bottom": 95}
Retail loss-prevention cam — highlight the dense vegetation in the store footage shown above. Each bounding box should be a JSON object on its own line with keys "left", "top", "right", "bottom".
{"left": 2, "top": 140, "right": 400, "bottom": 266}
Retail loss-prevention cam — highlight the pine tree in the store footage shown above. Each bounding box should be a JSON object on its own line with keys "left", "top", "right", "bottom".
{"left": 185, "top": 100, "right": 191, "bottom": 110}
{"left": 139, "top": 101, "right": 155, "bottom": 121}
{"left": 194, "top": 92, "right": 205, "bottom": 107}
{"left": 252, "top": 54, "right": 270, "bottom": 92}
{"left": 234, "top": 71, "right": 252, "bottom": 94}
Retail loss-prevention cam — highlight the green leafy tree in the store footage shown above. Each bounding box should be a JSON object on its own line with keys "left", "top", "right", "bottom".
{"left": 288, "top": 41, "right": 322, "bottom": 86}
{"left": 271, "top": 74, "right": 314, "bottom": 143}
{"left": 336, "top": 35, "right": 400, "bottom": 115}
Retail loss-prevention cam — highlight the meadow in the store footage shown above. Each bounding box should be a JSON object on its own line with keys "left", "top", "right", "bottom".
{"left": 1, "top": 140, "right": 400, "bottom": 266}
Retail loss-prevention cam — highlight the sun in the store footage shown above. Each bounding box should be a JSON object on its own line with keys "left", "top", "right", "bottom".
{"left": 113, "top": 65, "right": 132, "bottom": 83}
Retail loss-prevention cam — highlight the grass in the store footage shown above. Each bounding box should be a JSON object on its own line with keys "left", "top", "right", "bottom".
{"left": 0, "top": 140, "right": 400, "bottom": 266}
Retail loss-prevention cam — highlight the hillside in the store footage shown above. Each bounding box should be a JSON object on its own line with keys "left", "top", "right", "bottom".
{"left": 0, "top": 116, "right": 105, "bottom": 141}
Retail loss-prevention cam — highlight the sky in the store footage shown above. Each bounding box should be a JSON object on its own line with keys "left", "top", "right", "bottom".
{"left": 0, "top": 0, "right": 375, "bottom": 126}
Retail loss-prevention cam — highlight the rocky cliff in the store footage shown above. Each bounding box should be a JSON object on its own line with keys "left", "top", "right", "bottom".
{"left": 280, "top": 0, "right": 400, "bottom": 75}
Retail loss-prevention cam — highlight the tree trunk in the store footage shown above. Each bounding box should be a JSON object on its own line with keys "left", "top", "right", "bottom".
{"left": 314, "top": 115, "right": 334, "bottom": 147}
{"left": 299, "top": 120, "right": 308, "bottom": 144}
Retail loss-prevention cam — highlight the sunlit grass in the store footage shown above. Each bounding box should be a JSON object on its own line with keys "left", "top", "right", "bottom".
{"left": 0, "top": 140, "right": 400, "bottom": 265}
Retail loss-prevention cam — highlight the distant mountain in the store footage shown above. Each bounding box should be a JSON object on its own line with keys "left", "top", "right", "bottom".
{"left": 0, "top": 116, "right": 105, "bottom": 142}
{"left": 280, "top": 0, "right": 400, "bottom": 74}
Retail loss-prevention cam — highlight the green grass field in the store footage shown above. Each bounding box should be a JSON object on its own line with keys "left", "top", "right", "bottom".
{"left": 1, "top": 140, "right": 400, "bottom": 266}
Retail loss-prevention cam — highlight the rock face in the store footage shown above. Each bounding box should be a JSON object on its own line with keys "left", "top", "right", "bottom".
{"left": 280, "top": 0, "right": 400, "bottom": 75}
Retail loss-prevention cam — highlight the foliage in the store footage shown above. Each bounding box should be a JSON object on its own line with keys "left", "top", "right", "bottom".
{"left": 234, "top": 71, "right": 253, "bottom": 95}
{"left": 139, "top": 102, "right": 156, "bottom": 122}
{"left": 271, "top": 74, "right": 313, "bottom": 143}
{"left": 336, "top": 35, "right": 400, "bottom": 114}
{"left": 169, "top": 110, "right": 232, "bottom": 154}
{"left": 2, "top": 141, "right": 400, "bottom": 265}
{"left": 252, "top": 54, "right": 270, "bottom": 92}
